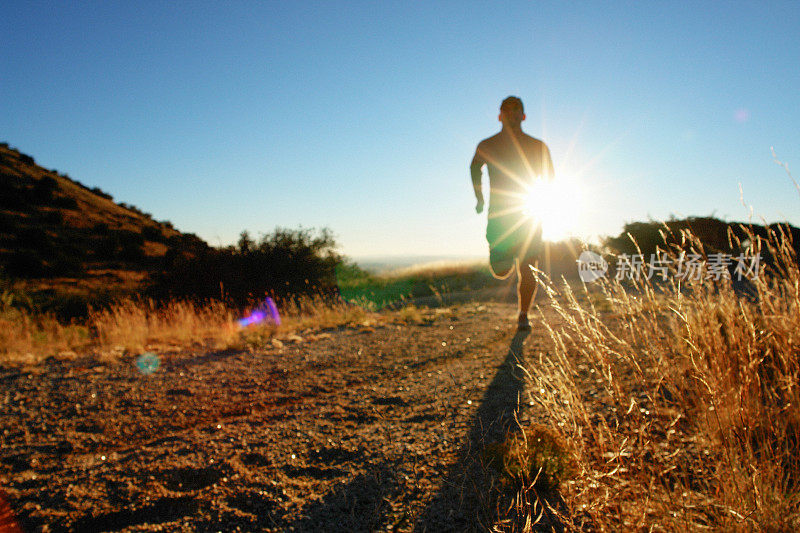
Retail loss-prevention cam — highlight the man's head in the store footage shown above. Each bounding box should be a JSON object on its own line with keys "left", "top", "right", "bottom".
{"left": 499, "top": 96, "right": 525, "bottom": 128}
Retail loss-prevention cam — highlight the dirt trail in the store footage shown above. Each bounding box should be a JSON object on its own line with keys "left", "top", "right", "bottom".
{"left": 1, "top": 302, "right": 562, "bottom": 532}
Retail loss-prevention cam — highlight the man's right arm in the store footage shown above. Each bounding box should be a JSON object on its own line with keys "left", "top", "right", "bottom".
{"left": 470, "top": 146, "right": 485, "bottom": 214}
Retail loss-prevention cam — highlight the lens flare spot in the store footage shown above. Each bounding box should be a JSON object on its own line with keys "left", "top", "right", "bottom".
{"left": 734, "top": 108, "right": 750, "bottom": 123}
{"left": 238, "top": 297, "right": 281, "bottom": 328}
{"left": 135, "top": 352, "right": 161, "bottom": 375}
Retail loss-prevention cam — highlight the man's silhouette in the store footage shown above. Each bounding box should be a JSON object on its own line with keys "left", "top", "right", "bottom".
{"left": 470, "top": 96, "right": 554, "bottom": 330}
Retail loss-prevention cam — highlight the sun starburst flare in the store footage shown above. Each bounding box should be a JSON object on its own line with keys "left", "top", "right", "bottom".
{"left": 523, "top": 176, "right": 583, "bottom": 242}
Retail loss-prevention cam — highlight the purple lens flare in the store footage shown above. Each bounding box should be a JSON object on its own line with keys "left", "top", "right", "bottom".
{"left": 237, "top": 297, "right": 281, "bottom": 328}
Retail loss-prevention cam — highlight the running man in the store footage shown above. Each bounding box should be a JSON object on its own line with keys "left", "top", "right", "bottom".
{"left": 470, "top": 96, "right": 555, "bottom": 331}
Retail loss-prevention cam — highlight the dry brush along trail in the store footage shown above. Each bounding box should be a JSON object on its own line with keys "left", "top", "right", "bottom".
{"left": 1, "top": 303, "right": 567, "bottom": 532}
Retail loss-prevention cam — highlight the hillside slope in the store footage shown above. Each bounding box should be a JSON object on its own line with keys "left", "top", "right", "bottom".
{"left": 0, "top": 143, "right": 207, "bottom": 283}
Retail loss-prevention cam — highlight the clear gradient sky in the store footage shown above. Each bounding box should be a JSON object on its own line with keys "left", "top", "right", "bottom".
{"left": 3, "top": 1, "right": 799, "bottom": 259}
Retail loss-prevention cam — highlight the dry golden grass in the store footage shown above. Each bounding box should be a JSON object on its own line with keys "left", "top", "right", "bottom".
{"left": 0, "top": 293, "right": 398, "bottom": 364}
{"left": 88, "top": 298, "right": 240, "bottom": 353}
{"left": 0, "top": 293, "right": 90, "bottom": 365}
{"left": 519, "top": 223, "right": 800, "bottom": 531}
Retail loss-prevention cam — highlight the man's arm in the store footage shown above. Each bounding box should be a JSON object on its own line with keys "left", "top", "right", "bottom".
{"left": 470, "top": 147, "right": 485, "bottom": 213}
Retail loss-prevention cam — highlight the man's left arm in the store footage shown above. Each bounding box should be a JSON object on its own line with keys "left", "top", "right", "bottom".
{"left": 470, "top": 146, "right": 486, "bottom": 213}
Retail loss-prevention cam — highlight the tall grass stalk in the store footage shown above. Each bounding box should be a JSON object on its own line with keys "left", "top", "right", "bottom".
{"left": 524, "top": 224, "right": 800, "bottom": 530}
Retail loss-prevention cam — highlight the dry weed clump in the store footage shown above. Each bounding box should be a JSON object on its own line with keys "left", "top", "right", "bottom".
{"left": 486, "top": 424, "right": 576, "bottom": 493}
{"left": 524, "top": 224, "right": 800, "bottom": 531}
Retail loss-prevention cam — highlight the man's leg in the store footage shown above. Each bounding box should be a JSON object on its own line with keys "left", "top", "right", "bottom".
{"left": 517, "top": 257, "right": 538, "bottom": 328}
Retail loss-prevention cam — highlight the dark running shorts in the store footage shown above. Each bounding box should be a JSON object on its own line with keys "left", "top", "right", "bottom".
{"left": 486, "top": 212, "right": 543, "bottom": 277}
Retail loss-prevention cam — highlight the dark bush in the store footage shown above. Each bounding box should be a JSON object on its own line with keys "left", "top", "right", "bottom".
{"left": 90, "top": 187, "right": 113, "bottom": 200}
{"left": 0, "top": 181, "right": 30, "bottom": 209}
{"left": 163, "top": 247, "right": 183, "bottom": 268}
{"left": 94, "top": 235, "right": 118, "bottom": 259}
{"left": 151, "top": 227, "right": 341, "bottom": 304}
{"left": 50, "top": 195, "right": 78, "bottom": 209}
{"left": 92, "top": 230, "right": 145, "bottom": 260}
{"left": 166, "top": 233, "right": 208, "bottom": 255}
{"left": 142, "top": 225, "right": 164, "bottom": 242}
{"left": 122, "top": 203, "right": 144, "bottom": 215}
{"left": 19, "top": 153, "right": 35, "bottom": 166}
{"left": 32, "top": 176, "right": 58, "bottom": 202}
{"left": 17, "top": 227, "right": 50, "bottom": 249}
{"left": 119, "top": 243, "right": 145, "bottom": 262}
{"left": 93, "top": 223, "right": 110, "bottom": 235}
{"left": 48, "top": 252, "right": 83, "bottom": 276}
{"left": 605, "top": 217, "right": 800, "bottom": 259}
{"left": 5, "top": 250, "right": 48, "bottom": 277}
{"left": 114, "top": 229, "right": 144, "bottom": 248}
{"left": 42, "top": 211, "right": 64, "bottom": 224}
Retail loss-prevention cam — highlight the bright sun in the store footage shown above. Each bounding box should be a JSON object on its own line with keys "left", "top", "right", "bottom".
{"left": 524, "top": 176, "right": 582, "bottom": 242}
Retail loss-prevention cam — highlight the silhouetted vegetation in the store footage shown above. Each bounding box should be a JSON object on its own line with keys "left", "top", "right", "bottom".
{"left": 32, "top": 175, "right": 58, "bottom": 200}
{"left": 605, "top": 216, "right": 800, "bottom": 262}
{"left": 49, "top": 195, "right": 78, "bottom": 209}
{"left": 42, "top": 210, "right": 63, "bottom": 224}
{"left": 0, "top": 170, "right": 79, "bottom": 211}
{"left": 141, "top": 225, "right": 165, "bottom": 242}
{"left": 151, "top": 227, "right": 341, "bottom": 305}
{"left": 90, "top": 186, "right": 113, "bottom": 200}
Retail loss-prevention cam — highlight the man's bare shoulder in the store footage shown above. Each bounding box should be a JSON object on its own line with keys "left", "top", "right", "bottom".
{"left": 521, "top": 132, "right": 546, "bottom": 146}
{"left": 476, "top": 132, "right": 503, "bottom": 150}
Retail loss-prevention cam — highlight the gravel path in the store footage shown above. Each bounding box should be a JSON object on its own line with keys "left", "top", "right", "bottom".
{"left": 1, "top": 302, "right": 563, "bottom": 532}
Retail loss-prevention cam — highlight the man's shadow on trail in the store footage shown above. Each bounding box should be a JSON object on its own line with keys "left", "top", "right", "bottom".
{"left": 277, "top": 461, "right": 403, "bottom": 532}
{"left": 414, "top": 330, "right": 564, "bottom": 532}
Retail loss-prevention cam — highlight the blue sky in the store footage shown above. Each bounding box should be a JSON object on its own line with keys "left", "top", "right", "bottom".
{"left": 2, "top": 1, "right": 799, "bottom": 259}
